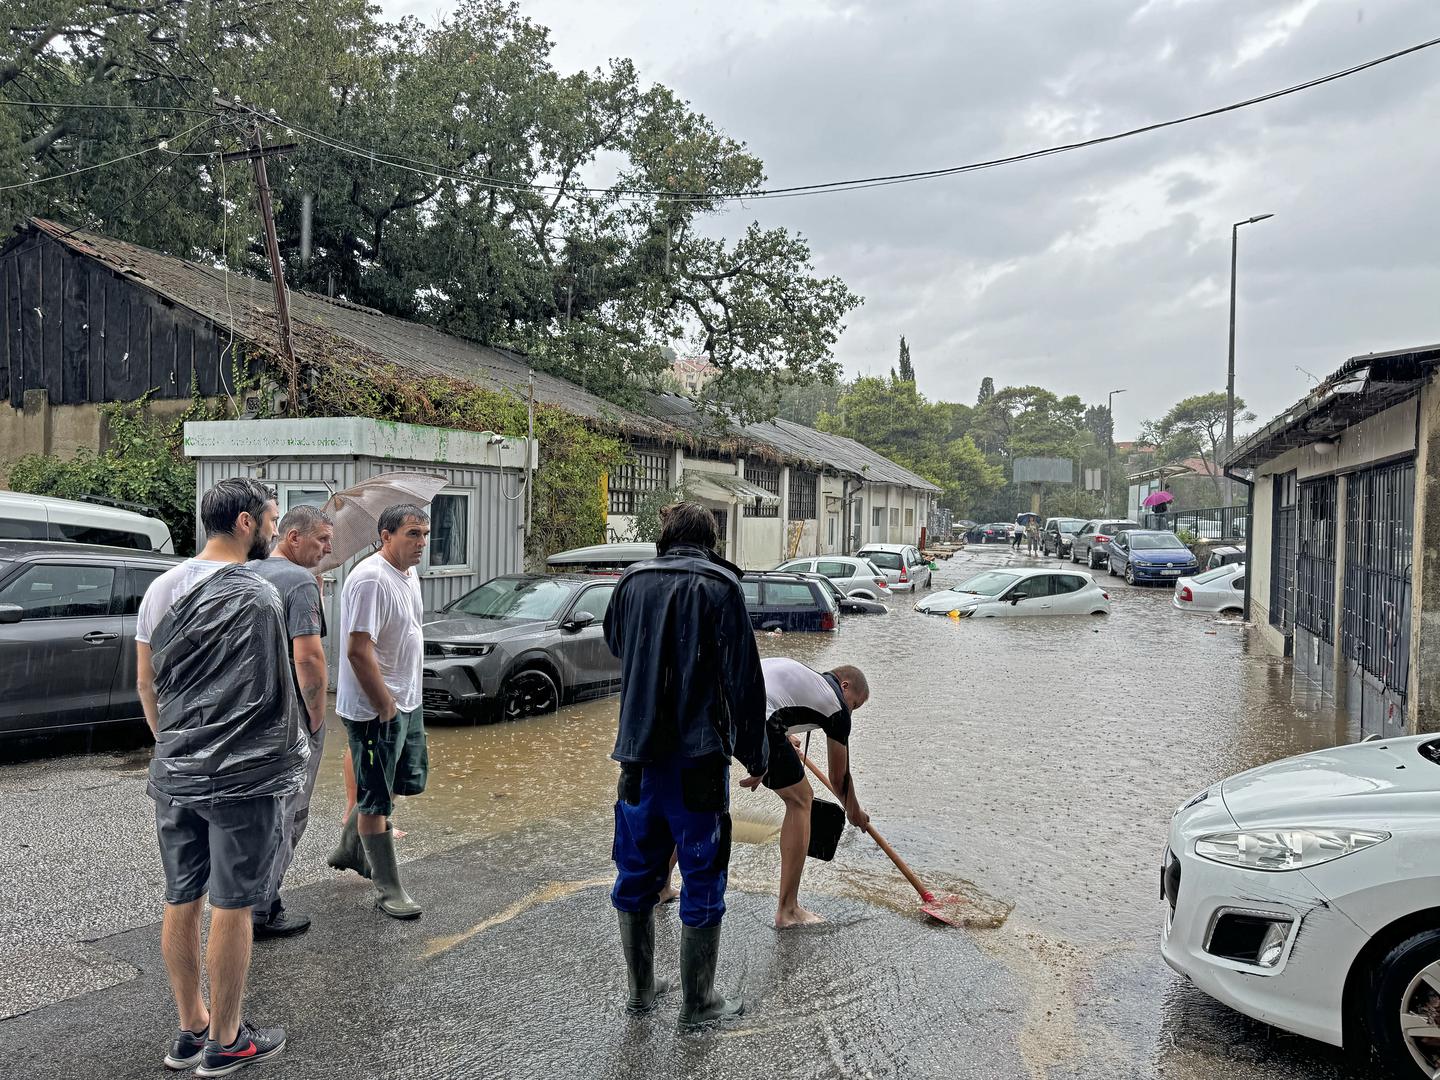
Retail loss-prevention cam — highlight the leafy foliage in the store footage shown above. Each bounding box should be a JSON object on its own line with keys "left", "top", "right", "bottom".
{"left": 1141, "top": 391, "right": 1254, "bottom": 503}
{"left": 896, "top": 335, "right": 914, "bottom": 383}
{"left": 7, "top": 398, "right": 214, "bottom": 555}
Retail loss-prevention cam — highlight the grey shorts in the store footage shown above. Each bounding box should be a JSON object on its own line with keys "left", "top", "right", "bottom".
{"left": 155, "top": 796, "right": 284, "bottom": 909}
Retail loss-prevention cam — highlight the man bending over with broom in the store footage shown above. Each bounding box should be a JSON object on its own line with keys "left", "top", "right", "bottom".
{"left": 740, "top": 657, "right": 870, "bottom": 929}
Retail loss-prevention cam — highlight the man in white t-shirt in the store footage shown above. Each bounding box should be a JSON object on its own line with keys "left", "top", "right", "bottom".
{"left": 328, "top": 502, "right": 430, "bottom": 919}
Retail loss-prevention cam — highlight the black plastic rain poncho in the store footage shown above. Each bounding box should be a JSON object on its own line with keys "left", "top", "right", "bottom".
{"left": 147, "top": 563, "right": 309, "bottom": 804}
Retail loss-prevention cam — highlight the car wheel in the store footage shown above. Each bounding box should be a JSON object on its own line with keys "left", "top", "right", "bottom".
{"left": 1108, "top": 559, "right": 1117, "bottom": 576}
{"left": 1367, "top": 928, "right": 1440, "bottom": 1079}
{"left": 1124, "top": 564, "right": 1136, "bottom": 585}
{"left": 1069, "top": 547, "right": 1079, "bottom": 564}
{"left": 500, "top": 668, "right": 560, "bottom": 722}
{"left": 850, "top": 588, "right": 878, "bottom": 601}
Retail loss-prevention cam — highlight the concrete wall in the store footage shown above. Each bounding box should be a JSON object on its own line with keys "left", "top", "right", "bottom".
{"left": 1411, "top": 380, "right": 1440, "bottom": 733}
{"left": 0, "top": 391, "right": 211, "bottom": 487}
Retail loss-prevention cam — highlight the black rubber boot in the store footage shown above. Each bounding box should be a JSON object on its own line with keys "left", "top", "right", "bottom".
{"left": 359, "top": 827, "right": 421, "bottom": 920}
{"left": 618, "top": 909, "right": 672, "bottom": 1014}
{"left": 327, "top": 807, "right": 371, "bottom": 878}
{"left": 677, "top": 924, "right": 743, "bottom": 1029}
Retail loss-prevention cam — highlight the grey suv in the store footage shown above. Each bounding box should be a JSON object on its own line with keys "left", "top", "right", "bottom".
{"left": 422, "top": 573, "right": 621, "bottom": 722}
{"left": 0, "top": 540, "right": 179, "bottom": 735}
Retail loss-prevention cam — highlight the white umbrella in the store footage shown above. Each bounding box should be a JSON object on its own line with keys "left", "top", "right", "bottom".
{"left": 314, "top": 471, "right": 451, "bottom": 573}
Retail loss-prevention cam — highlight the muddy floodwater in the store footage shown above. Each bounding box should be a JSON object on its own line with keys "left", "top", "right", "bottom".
{"left": 0, "top": 545, "right": 1370, "bottom": 1079}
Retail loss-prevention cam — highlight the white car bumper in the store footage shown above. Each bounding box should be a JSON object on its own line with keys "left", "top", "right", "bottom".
{"left": 1160, "top": 831, "right": 1367, "bottom": 1048}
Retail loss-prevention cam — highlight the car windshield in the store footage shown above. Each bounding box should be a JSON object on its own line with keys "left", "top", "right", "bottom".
{"left": 1131, "top": 533, "right": 1188, "bottom": 551}
{"left": 1056, "top": 519, "right": 1086, "bottom": 531}
{"left": 865, "top": 551, "right": 902, "bottom": 570}
{"left": 449, "top": 577, "right": 574, "bottom": 620}
{"left": 954, "top": 571, "right": 1021, "bottom": 595}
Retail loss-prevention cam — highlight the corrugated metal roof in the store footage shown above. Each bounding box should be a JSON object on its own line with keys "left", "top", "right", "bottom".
{"left": 21, "top": 219, "right": 939, "bottom": 493}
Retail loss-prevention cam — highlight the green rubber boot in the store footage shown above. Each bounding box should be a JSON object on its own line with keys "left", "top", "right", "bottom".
{"left": 677, "top": 924, "right": 743, "bottom": 1029}
{"left": 327, "top": 806, "right": 370, "bottom": 879}
{"left": 618, "top": 909, "right": 673, "bottom": 1014}
{"left": 359, "top": 827, "right": 421, "bottom": 920}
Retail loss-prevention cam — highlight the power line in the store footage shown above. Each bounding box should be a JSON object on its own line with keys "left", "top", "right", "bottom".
{"left": 0, "top": 117, "right": 214, "bottom": 192}
{"left": 247, "top": 32, "right": 1440, "bottom": 203}
{"left": 0, "top": 98, "right": 212, "bottom": 114}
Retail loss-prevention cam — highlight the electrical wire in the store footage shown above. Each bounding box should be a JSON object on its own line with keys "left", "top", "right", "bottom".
{"left": 0, "top": 117, "right": 214, "bottom": 192}
{"left": 0, "top": 98, "right": 213, "bottom": 114}
{"left": 247, "top": 32, "right": 1440, "bottom": 203}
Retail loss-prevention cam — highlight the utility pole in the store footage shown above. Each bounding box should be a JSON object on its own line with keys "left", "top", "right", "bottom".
{"left": 217, "top": 99, "right": 301, "bottom": 415}
{"left": 1106, "top": 388, "right": 1126, "bottom": 517}
{"left": 1226, "top": 213, "right": 1274, "bottom": 504}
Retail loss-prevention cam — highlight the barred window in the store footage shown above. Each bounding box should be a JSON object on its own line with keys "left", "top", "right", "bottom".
{"left": 788, "top": 471, "right": 817, "bottom": 520}
{"left": 889, "top": 507, "right": 899, "bottom": 527}
{"left": 744, "top": 461, "right": 781, "bottom": 518}
{"left": 608, "top": 448, "right": 669, "bottom": 515}
{"left": 905, "top": 507, "right": 915, "bottom": 527}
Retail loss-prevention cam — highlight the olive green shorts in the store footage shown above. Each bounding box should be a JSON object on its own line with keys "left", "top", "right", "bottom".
{"left": 342, "top": 707, "right": 428, "bottom": 816}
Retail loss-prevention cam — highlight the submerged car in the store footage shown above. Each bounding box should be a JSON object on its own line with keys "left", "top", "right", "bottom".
{"left": 799, "top": 573, "right": 889, "bottom": 615}
{"left": 740, "top": 571, "right": 840, "bottom": 632}
{"left": 422, "top": 574, "right": 622, "bottom": 722}
{"left": 774, "top": 555, "right": 893, "bottom": 600}
{"left": 913, "top": 567, "right": 1109, "bottom": 618}
{"left": 1172, "top": 564, "right": 1246, "bottom": 616}
{"left": 1040, "top": 517, "right": 1088, "bottom": 558}
{"left": 855, "top": 544, "right": 933, "bottom": 591}
{"left": 1163, "top": 734, "right": 1440, "bottom": 1079}
{"left": 1071, "top": 519, "right": 1141, "bottom": 568}
{"left": 1105, "top": 530, "right": 1199, "bottom": 585}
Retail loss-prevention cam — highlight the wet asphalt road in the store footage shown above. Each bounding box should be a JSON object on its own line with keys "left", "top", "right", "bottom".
{"left": 0, "top": 545, "right": 1370, "bottom": 1079}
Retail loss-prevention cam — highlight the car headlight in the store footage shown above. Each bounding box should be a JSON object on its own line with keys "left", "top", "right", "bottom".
{"left": 1194, "top": 828, "right": 1389, "bottom": 871}
{"left": 427, "top": 642, "right": 495, "bottom": 658}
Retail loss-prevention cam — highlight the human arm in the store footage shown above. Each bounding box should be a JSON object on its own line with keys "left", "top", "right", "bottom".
{"left": 136, "top": 642, "right": 159, "bottom": 737}
{"left": 293, "top": 634, "right": 328, "bottom": 733}
{"left": 346, "top": 631, "right": 397, "bottom": 722}
{"left": 826, "top": 739, "right": 868, "bottom": 828}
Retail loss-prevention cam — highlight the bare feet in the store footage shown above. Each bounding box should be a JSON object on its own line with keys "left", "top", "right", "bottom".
{"left": 657, "top": 884, "right": 680, "bottom": 905}
{"left": 774, "top": 906, "right": 825, "bottom": 929}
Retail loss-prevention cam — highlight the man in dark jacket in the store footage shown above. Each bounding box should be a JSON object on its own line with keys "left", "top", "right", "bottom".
{"left": 604, "top": 502, "right": 767, "bottom": 1028}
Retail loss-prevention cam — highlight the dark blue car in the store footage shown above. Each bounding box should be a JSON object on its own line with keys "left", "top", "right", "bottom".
{"left": 740, "top": 572, "right": 839, "bottom": 632}
{"left": 1105, "top": 530, "right": 1199, "bottom": 585}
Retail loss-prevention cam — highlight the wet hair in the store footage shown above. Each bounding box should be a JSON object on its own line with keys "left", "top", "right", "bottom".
{"left": 278, "top": 504, "right": 333, "bottom": 538}
{"left": 200, "top": 477, "right": 275, "bottom": 539}
{"left": 658, "top": 501, "right": 718, "bottom": 552}
{"left": 378, "top": 503, "right": 430, "bottom": 537}
{"left": 829, "top": 665, "right": 869, "bottom": 702}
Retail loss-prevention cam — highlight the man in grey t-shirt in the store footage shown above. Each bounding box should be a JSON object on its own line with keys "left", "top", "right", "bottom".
{"left": 249, "top": 504, "right": 334, "bottom": 939}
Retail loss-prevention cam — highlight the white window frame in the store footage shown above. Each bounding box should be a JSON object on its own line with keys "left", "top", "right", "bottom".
{"left": 422, "top": 489, "right": 473, "bottom": 577}
{"left": 277, "top": 484, "right": 332, "bottom": 514}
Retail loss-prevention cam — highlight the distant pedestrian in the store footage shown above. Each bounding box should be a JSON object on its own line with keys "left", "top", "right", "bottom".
{"left": 328, "top": 504, "right": 430, "bottom": 919}
{"left": 604, "top": 502, "right": 768, "bottom": 1027}
{"left": 1011, "top": 525, "right": 1022, "bottom": 551}
{"left": 136, "top": 478, "right": 306, "bottom": 1076}
{"left": 1027, "top": 522, "right": 1041, "bottom": 556}
{"left": 249, "top": 504, "right": 335, "bottom": 940}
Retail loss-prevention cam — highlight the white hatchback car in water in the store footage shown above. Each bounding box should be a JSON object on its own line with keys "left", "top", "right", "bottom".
{"left": 913, "top": 567, "right": 1109, "bottom": 617}
{"left": 1162, "top": 734, "right": 1440, "bottom": 1079}
{"left": 1171, "top": 563, "right": 1246, "bottom": 616}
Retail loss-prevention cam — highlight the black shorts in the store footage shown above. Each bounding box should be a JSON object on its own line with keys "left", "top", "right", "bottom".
{"left": 762, "top": 726, "right": 807, "bottom": 791}
{"left": 155, "top": 796, "right": 284, "bottom": 909}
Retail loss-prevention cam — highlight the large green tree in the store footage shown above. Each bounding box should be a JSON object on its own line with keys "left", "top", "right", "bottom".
{"left": 1142, "top": 391, "right": 1255, "bottom": 503}
{"left": 0, "top": 0, "right": 859, "bottom": 413}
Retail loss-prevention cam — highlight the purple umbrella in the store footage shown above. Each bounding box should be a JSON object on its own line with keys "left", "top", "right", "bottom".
{"left": 1142, "top": 491, "right": 1175, "bottom": 509}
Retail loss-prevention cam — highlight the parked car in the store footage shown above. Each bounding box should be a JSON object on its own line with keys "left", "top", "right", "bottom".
{"left": 0, "top": 540, "right": 180, "bottom": 735}
{"left": 1173, "top": 564, "right": 1246, "bottom": 615}
{"left": 914, "top": 567, "right": 1109, "bottom": 618}
{"left": 799, "top": 573, "right": 888, "bottom": 615}
{"left": 1203, "top": 544, "right": 1246, "bottom": 571}
{"left": 545, "top": 542, "right": 655, "bottom": 572}
{"left": 1040, "top": 517, "right": 1088, "bottom": 558}
{"left": 1070, "top": 519, "right": 1141, "bottom": 568}
{"left": 422, "top": 573, "right": 622, "bottom": 722}
{"left": 774, "top": 555, "right": 892, "bottom": 600}
{"left": 0, "top": 491, "right": 174, "bottom": 553}
{"left": 740, "top": 571, "right": 840, "bottom": 632}
{"left": 1105, "top": 529, "right": 1199, "bottom": 585}
{"left": 856, "top": 544, "right": 933, "bottom": 590}
{"left": 1162, "top": 734, "right": 1440, "bottom": 1079}
{"left": 973, "top": 522, "right": 1014, "bottom": 545}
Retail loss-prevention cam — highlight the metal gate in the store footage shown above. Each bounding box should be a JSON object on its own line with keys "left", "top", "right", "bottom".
{"left": 1342, "top": 460, "right": 1415, "bottom": 737}
{"left": 1294, "top": 476, "right": 1337, "bottom": 691}
{"left": 1269, "top": 471, "right": 1297, "bottom": 636}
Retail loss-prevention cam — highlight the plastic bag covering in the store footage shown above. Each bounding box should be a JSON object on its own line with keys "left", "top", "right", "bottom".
{"left": 148, "top": 564, "right": 309, "bottom": 804}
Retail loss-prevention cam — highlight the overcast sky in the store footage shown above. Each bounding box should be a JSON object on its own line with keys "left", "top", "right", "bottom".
{"left": 384, "top": 0, "right": 1440, "bottom": 439}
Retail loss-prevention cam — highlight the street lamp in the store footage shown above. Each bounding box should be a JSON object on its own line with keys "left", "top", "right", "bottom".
{"left": 1106, "top": 388, "right": 1126, "bottom": 516}
{"left": 1226, "top": 213, "right": 1274, "bottom": 504}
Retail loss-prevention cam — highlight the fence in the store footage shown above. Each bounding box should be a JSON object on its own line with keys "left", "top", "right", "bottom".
{"left": 1139, "top": 504, "right": 1248, "bottom": 541}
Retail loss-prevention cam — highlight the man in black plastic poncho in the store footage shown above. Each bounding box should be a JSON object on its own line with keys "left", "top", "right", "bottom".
{"left": 604, "top": 502, "right": 768, "bottom": 1029}
{"left": 135, "top": 477, "right": 308, "bottom": 1077}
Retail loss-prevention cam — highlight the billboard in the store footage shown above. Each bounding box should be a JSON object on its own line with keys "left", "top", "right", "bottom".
{"left": 1013, "top": 457, "right": 1073, "bottom": 484}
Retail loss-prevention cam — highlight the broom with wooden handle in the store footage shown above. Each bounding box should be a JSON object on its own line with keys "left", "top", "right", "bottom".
{"left": 799, "top": 750, "right": 970, "bottom": 927}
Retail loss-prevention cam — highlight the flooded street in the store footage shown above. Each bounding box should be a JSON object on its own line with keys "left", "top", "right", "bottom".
{"left": 0, "top": 546, "right": 1371, "bottom": 1078}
